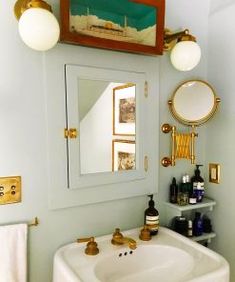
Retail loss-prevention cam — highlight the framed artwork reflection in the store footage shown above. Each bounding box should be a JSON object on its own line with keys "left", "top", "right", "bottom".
{"left": 112, "top": 140, "right": 135, "bottom": 171}
{"left": 113, "top": 83, "right": 136, "bottom": 136}
{"left": 60, "top": 0, "right": 165, "bottom": 55}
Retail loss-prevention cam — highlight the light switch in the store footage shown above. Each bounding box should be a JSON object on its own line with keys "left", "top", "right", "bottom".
{"left": 0, "top": 176, "right": 21, "bottom": 205}
{"left": 209, "top": 164, "right": 220, "bottom": 184}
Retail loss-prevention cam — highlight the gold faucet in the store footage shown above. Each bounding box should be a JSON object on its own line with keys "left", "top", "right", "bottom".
{"left": 111, "top": 228, "right": 137, "bottom": 250}
{"left": 77, "top": 237, "right": 99, "bottom": 256}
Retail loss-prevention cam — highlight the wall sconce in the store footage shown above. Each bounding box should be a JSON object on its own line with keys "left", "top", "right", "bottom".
{"left": 164, "top": 29, "right": 201, "bottom": 71}
{"left": 14, "top": 0, "right": 60, "bottom": 51}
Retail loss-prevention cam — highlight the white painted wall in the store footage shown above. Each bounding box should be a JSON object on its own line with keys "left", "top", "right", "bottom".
{"left": 206, "top": 2, "right": 235, "bottom": 280}
{"left": 158, "top": 0, "right": 210, "bottom": 222}
{"left": 0, "top": 0, "right": 211, "bottom": 281}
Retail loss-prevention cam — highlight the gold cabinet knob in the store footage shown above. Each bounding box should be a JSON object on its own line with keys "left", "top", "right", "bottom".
{"left": 77, "top": 237, "right": 99, "bottom": 256}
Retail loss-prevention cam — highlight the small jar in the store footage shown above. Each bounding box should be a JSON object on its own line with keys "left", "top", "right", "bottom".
{"left": 189, "top": 195, "right": 197, "bottom": 205}
{"left": 177, "top": 192, "right": 189, "bottom": 206}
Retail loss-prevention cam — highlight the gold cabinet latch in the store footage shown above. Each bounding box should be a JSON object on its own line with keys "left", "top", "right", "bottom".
{"left": 64, "top": 128, "right": 78, "bottom": 139}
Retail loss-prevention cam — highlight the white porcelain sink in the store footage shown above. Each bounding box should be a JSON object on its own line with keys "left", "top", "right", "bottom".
{"left": 53, "top": 227, "right": 229, "bottom": 282}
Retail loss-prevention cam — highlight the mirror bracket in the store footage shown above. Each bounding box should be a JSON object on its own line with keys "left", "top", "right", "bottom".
{"left": 161, "top": 123, "right": 198, "bottom": 167}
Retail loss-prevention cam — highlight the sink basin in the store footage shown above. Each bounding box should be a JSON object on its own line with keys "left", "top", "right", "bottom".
{"left": 53, "top": 227, "right": 229, "bottom": 282}
{"left": 95, "top": 245, "right": 194, "bottom": 282}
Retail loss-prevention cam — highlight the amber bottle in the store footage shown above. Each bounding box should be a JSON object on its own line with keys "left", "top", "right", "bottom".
{"left": 144, "top": 195, "right": 159, "bottom": 235}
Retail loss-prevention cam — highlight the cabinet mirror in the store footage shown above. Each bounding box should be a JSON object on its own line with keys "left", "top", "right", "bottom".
{"left": 65, "top": 65, "right": 147, "bottom": 189}
{"left": 78, "top": 79, "right": 136, "bottom": 174}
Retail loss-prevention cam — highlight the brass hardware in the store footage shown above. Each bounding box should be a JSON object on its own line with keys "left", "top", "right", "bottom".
{"left": 111, "top": 228, "right": 137, "bottom": 250}
{"left": 161, "top": 157, "right": 172, "bottom": 167}
{"left": 14, "top": 0, "right": 52, "bottom": 20}
{"left": 161, "top": 123, "right": 198, "bottom": 167}
{"left": 139, "top": 225, "right": 151, "bottom": 241}
{"left": 209, "top": 163, "right": 221, "bottom": 184}
{"left": 164, "top": 29, "right": 196, "bottom": 51}
{"left": 77, "top": 237, "right": 99, "bottom": 256}
{"left": 64, "top": 128, "right": 78, "bottom": 139}
{"left": 144, "top": 81, "right": 148, "bottom": 98}
{"left": 28, "top": 217, "right": 39, "bottom": 227}
{"left": 144, "top": 156, "right": 148, "bottom": 172}
{"left": 161, "top": 123, "right": 172, "bottom": 134}
{"left": 0, "top": 176, "right": 21, "bottom": 205}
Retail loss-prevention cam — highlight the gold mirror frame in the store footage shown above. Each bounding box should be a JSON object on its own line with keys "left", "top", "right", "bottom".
{"left": 161, "top": 80, "right": 221, "bottom": 167}
{"left": 168, "top": 79, "right": 220, "bottom": 126}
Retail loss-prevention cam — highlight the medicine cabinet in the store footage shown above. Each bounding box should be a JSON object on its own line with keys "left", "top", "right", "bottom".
{"left": 44, "top": 47, "right": 159, "bottom": 209}
{"left": 65, "top": 64, "right": 148, "bottom": 189}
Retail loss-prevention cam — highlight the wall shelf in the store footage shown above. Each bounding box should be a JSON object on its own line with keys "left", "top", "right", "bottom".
{"left": 165, "top": 197, "right": 216, "bottom": 244}
{"left": 192, "top": 232, "right": 216, "bottom": 243}
{"left": 165, "top": 197, "right": 216, "bottom": 213}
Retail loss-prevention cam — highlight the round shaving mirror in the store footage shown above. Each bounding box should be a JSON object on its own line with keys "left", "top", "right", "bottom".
{"left": 169, "top": 80, "right": 220, "bottom": 126}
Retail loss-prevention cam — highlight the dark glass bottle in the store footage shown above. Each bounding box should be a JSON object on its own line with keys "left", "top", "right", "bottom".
{"left": 169, "top": 177, "right": 178, "bottom": 204}
{"left": 191, "top": 165, "right": 205, "bottom": 202}
{"left": 144, "top": 195, "right": 159, "bottom": 235}
{"left": 193, "top": 212, "right": 203, "bottom": 236}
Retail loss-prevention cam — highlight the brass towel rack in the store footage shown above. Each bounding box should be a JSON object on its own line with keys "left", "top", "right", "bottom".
{"left": 0, "top": 217, "right": 39, "bottom": 227}
{"left": 28, "top": 217, "right": 39, "bottom": 227}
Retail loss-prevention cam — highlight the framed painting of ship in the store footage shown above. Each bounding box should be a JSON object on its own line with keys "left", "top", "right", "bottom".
{"left": 60, "top": 0, "right": 165, "bottom": 55}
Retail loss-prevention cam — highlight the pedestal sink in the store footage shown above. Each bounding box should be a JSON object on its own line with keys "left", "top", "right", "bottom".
{"left": 53, "top": 227, "right": 229, "bottom": 282}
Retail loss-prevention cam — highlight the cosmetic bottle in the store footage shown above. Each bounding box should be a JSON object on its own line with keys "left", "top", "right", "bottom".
{"left": 202, "top": 215, "right": 212, "bottom": 233}
{"left": 173, "top": 216, "right": 188, "bottom": 236}
{"left": 177, "top": 175, "right": 189, "bottom": 206}
{"left": 144, "top": 195, "right": 159, "bottom": 235}
{"left": 191, "top": 165, "right": 205, "bottom": 202}
{"left": 169, "top": 177, "right": 178, "bottom": 204}
{"left": 187, "top": 220, "right": 193, "bottom": 237}
{"left": 193, "top": 212, "right": 203, "bottom": 236}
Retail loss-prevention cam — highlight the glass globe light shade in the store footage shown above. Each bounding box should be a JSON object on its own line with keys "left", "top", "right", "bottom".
{"left": 18, "top": 8, "right": 60, "bottom": 51}
{"left": 170, "top": 41, "right": 201, "bottom": 71}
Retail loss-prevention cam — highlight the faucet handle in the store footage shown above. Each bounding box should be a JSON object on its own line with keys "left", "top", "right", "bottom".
{"left": 77, "top": 237, "right": 99, "bottom": 255}
{"left": 139, "top": 225, "right": 151, "bottom": 241}
{"left": 111, "top": 228, "right": 124, "bottom": 245}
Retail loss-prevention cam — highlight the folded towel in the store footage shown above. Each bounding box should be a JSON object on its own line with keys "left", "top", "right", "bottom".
{"left": 0, "top": 223, "right": 27, "bottom": 282}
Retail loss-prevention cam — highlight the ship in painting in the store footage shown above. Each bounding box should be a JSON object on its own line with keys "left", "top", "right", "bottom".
{"left": 70, "top": 7, "right": 142, "bottom": 43}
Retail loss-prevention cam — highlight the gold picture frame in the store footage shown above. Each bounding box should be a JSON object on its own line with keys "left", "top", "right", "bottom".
{"left": 112, "top": 140, "right": 135, "bottom": 171}
{"left": 113, "top": 83, "right": 136, "bottom": 136}
{"left": 60, "top": 0, "right": 165, "bottom": 56}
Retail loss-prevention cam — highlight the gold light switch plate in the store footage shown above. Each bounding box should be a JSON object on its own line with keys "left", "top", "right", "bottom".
{"left": 0, "top": 176, "right": 21, "bottom": 205}
{"left": 209, "top": 164, "right": 220, "bottom": 184}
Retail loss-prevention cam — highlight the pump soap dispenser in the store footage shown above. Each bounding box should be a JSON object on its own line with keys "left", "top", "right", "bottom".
{"left": 144, "top": 195, "right": 159, "bottom": 235}
{"left": 191, "top": 165, "right": 205, "bottom": 202}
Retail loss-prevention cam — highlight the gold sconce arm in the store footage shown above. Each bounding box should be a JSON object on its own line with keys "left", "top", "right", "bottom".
{"left": 161, "top": 123, "right": 198, "bottom": 167}
{"left": 14, "top": 0, "right": 52, "bottom": 20}
{"left": 164, "top": 29, "right": 197, "bottom": 51}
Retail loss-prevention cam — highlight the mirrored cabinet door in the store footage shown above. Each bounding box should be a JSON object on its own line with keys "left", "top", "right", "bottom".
{"left": 65, "top": 65, "right": 147, "bottom": 189}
